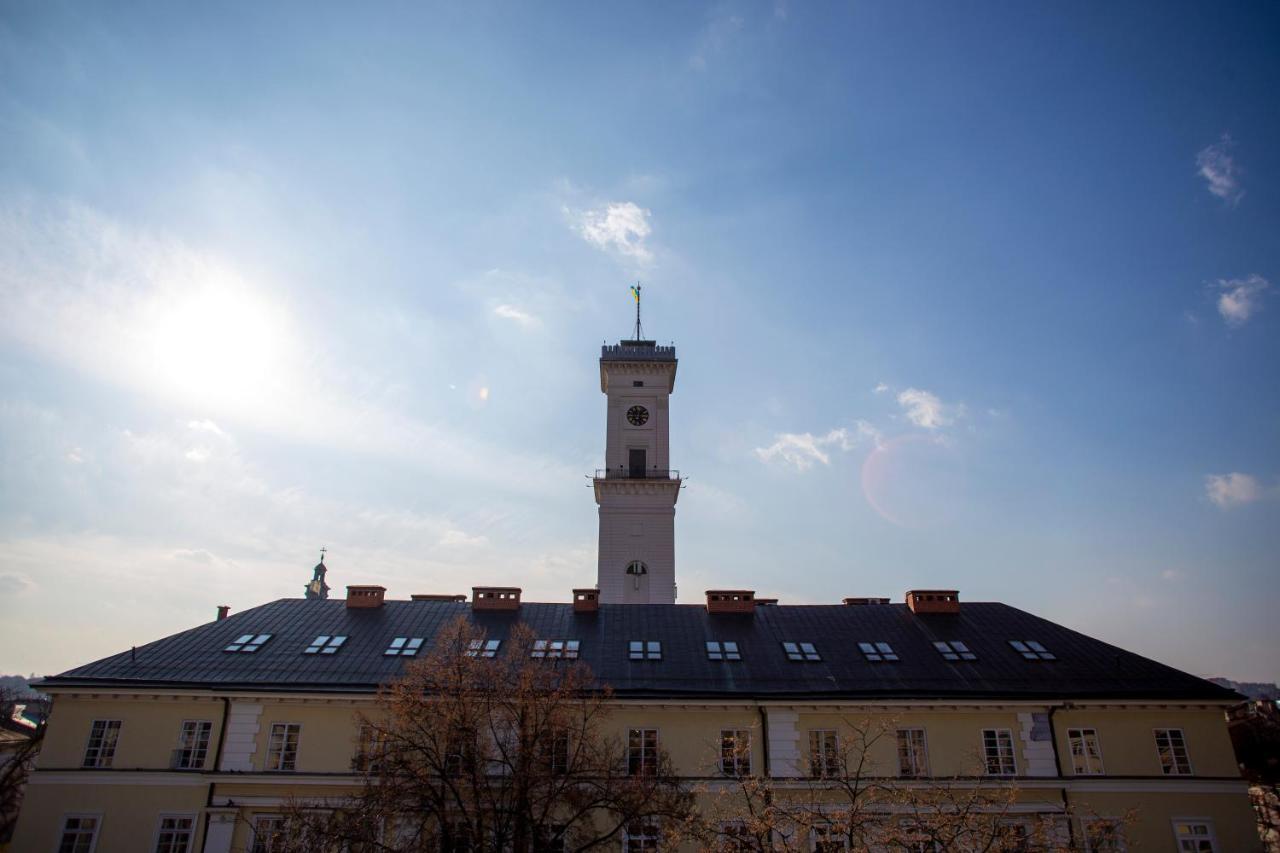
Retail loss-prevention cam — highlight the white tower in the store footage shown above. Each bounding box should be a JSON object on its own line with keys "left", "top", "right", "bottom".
{"left": 593, "top": 300, "right": 680, "bottom": 604}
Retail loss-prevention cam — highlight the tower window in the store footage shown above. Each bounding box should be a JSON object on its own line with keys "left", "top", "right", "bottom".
{"left": 632, "top": 380, "right": 644, "bottom": 387}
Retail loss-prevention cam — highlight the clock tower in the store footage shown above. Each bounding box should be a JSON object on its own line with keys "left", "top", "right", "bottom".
{"left": 593, "top": 334, "right": 680, "bottom": 604}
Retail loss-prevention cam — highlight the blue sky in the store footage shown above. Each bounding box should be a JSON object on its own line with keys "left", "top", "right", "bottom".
{"left": 1, "top": 2, "right": 1277, "bottom": 682}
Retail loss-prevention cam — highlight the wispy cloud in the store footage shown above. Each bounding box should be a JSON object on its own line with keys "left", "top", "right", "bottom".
{"left": 493, "top": 303, "right": 539, "bottom": 327}
{"left": 572, "top": 201, "right": 654, "bottom": 263}
{"left": 1196, "top": 134, "right": 1244, "bottom": 205}
{"left": 1205, "top": 472, "right": 1267, "bottom": 509}
{"left": 1215, "top": 274, "right": 1269, "bottom": 327}
{"left": 873, "top": 382, "right": 890, "bottom": 394}
{"left": 896, "top": 387, "right": 962, "bottom": 429}
{"left": 754, "top": 421, "right": 880, "bottom": 471}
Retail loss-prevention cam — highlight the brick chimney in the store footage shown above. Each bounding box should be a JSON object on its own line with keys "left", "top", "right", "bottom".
{"left": 472, "top": 587, "right": 521, "bottom": 611}
{"left": 216, "top": 605, "right": 230, "bottom": 621}
{"left": 706, "top": 590, "right": 756, "bottom": 614}
{"left": 346, "top": 585, "right": 387, "bottom": 609}
{"left": 411, "top": 594, "right": 467, "bottom": 602}
{"left": 905, "top": 589, "right": 960, "bottom": 614}
{"left": 843, "top": 597, "right": 890, "bottom": 606}
{"left": 573, "top": 588, "right": 599, "bottom": 613}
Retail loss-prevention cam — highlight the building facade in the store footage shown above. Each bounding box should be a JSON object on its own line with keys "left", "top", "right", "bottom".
{"left": 12, "top": 331, "right": 1261, "bottom": 852}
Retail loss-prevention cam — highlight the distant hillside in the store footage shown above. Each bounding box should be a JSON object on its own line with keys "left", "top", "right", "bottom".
{"left": 1207, "top": 677, "right": 1279, "bottom": 700}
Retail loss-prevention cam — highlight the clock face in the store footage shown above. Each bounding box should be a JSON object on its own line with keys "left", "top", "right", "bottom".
{"left": 626, "top": 405, "right": 650, "bottom": 426}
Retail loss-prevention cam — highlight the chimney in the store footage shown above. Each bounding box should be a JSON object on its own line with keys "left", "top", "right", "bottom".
{"left": 843, "top": 597, "right": 890, "bottom": 606}
{"left": 905, "top": 589, "right": 960, "bottom": 615}
{"left": 216, "top": 605, "right": 230, "bottom": 621}
{"left": 706, "top": 590, "right": 756, "bottom": 615}
{"left": 346, "top": 585, "right": 387, "bottom": 609}
{"left": 472, "top": 587, "right": 521, "bottom": 611}
{"left": 411, "top": 594, "right": 467, "bottom": 602}
{"left": 573, "top": 588, "right": 599, "bottom": 613}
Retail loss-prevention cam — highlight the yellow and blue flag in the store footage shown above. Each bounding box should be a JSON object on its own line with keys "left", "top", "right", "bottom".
{"left": 630, "top": 285, "right": 640, "bottom": 303}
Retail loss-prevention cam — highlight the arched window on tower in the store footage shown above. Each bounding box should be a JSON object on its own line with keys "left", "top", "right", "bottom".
{"left": 625, "top": 561, "right": 648, "bottom": 591}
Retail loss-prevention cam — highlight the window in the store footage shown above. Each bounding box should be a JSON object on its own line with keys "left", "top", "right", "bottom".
{"left": 532, "top": 639, "right": 581, "bottom": 659}
{"left": 57, "top": 815, "right": 100, "bottom": 853}
{"left": 995, "top": 820, "right": 1031, "bottom": 853}
{"left": 354, "top": 724, "right": 383, "bottom": 772}
{"left": 444, "top": 728, "right": 477, "bottom": 777}
{"left": 982, "top": 729, "right": 1017, "bottom": 775}
{"left": 1009, "top": 640, "right": 1056, "bottom": 660}
{"left": 628, "top": 728, "right": 659, "bottom": 776}
{"left": 266, "top": 723, "right": 300, "bottom": 771}
{"left": 251, "top": 816, "right": 286, "bottom": 853}
{"left": 542, "top": 729, "right": 570, "bottom": 774}
{"left": 858, "top": 641, "right": 899, "bottom": 662}
{"left": 174, "top": 720, "right": 212, "bottom": 770}
{"left": 933, "top": 640, "right": 976, "bottom": 661}
{"left": 629, "top": 640, "right": 662, "bottom": 660}
{"left": 1173, "top": 820, "right": 1217, "bottom": 852}
{"left": 624, "top": 821, "right": 660, "bottom": 853}
{"left": 811, "top": 824, "right": 847, "bottom": 852}
{"left": 808, "top": 729, "right": 840, "bottom": 778}
{"left": 720, "top": 729, "right": 751, "bottom": 776}
{"left": 154, "top": 815, "right": 195, "bottom": 853}
{"left": 1155, "top": 728, "right": 1192, "bottom": 775}
{"left": 385, "top": 636, "right": 424, "bottom": 656}
{"left": 783, "top": 641, "right": 821, "bottom": 661}
{"left": 303, "top": 634, "right": 347, "bottom": 654}
{"left": 466, "top": 638, "right": 501, "bottom": 657}
{"left": 1082, "top": 819, "right": 1127, "bottom": 852}
{"left": 705, "top": 641, "right": 741, "bottom": 661}
{"left": 224, "top": 633, "right": 271, "bottom": 652}
{"left": 1068, "top": 728, "right": 1104, "bottom": 775}
{"left": 82, "top": 720, "right": 121, "bottom": 768}
{"left": 718, "top": 822, "right": 753, "bottom": 853}
{"left": 896, "top": 728, "right": 929, "bottom": 777}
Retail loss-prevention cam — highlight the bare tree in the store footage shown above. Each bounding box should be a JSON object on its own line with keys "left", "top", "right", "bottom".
{"left": 0, "top": 688, "right": 46, "bottom": 845}
{"left": 270, "top": 618, "right": 693, "bottom": 852}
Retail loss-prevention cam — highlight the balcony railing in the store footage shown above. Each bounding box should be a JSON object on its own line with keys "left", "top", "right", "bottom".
{"left": 594, "top": 468, "right": 681, "bottom": 480}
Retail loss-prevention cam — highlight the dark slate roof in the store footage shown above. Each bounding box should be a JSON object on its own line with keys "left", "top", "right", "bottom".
{"left": 41, "top": 600, "right": 1238, "bottom": 702}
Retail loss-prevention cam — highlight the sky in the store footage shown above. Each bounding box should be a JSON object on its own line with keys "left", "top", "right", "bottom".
{"left": 1, "top": 2, "right": 1277, "bottom": 684}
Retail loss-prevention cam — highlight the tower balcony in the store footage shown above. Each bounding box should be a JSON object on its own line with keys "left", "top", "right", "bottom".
{"left": 594, "top": 467, "right": 681, "bottom": 481}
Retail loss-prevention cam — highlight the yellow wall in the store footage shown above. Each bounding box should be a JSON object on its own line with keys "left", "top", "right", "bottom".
{"left": 35, "top": 694, "right": 225, "bottom": 771}
{"left": 1054, "top": 707, "right": 1240, "bottom": 777}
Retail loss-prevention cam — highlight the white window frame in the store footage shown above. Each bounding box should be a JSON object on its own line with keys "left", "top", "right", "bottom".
{"left": 981, "top": 728, "right": 1017, "bottom": 776}
{"left": 385, "top": 636, "right": 424, "bottom": 656}
{"left": 896, "top": 727, "right": 929, "bottom": 777}
{"left": 151, "top": 812, "right": 198, "bottom": 853}
{"left": 250, "top": 814, "right": 286, "bottom": 853}
{"left": 810, "top": 823, "right": 849, "bottom": 852}
{"left": 627, "top": 727, "right": 660, "bottom": 776}
{"left": 1067, "top": 727, "right": 1105, "bottom": 775}
{"left": 719, "top": 728, "right": 751, "bottom": 776}
{"left": 174, "top": 719, "right": 213, "bottom": 770}
{"left": 1154, "top": 727, "right": 1193, "bottom": 775}
{"left": 706, "top": 641, "right": 741, "bottom": 661}
{"left": 1081, "top": 816, "right": 1128, "bottom": 852}
{"left": 532, "top": 639, "right": 581, "bottom": 659}
{"left": 56, "top": 812, "right": 103, "bottom": 853}
{"left": 302, "top": 634, "right": 347, "bottom": 655}
{"left": 265, "top": 722, "right": 301, "bottom": 771}
{"left": 628, "top": 640, "right": 662, "bottom": 661}
{"left": 623, "top": 820, "right": 661, "bottom": 853}
{"left": 783, "top": 641, "right": 821, "bottom": 661}
{"left": 224, "top": 632, "right": 271, "bottom": 652}
{"left": 1171, "top": 817, "right": 1218, "bottom": 852}
{"left": 808, "top": 729, "right": 840, "bottom": 778}
{"left": 82, "top": 719, "right": 121, "bottom": 768}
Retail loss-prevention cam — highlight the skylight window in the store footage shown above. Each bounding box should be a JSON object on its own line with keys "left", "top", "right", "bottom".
{"left": 1009, "top": 640, "right": 1056, "bottom": 660}
{"left": 782, "top": 641, "right": 821, "bottom": 662}
{"left": 858, "top": 642, "right": 899, "bottom": 662}
{"left": 467, "top": 639, "right": 501, "bottom": 658}
{"left": 224, "top": 633, "right": 271, "bottom": 653}
{"left": 303, "top": 635, "right": 347, "bottom": 655}
{"left": 933, "top": 641, "right": 976, "bottom": 661}
{"left": 629, "top": 640, "right": 662, "bottom": 661}
{"left": 385, "top": 637, "right": 424, "bottom": 657}
{"left": 532, "top": 639, "right": 580, "bottom": 659}
{"left": 706, "top": 641, "right": 741, "bottom": 661}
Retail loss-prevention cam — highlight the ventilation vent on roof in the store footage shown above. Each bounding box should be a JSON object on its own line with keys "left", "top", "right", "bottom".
{"left": 346, "top": 586, "right": 386, "bottom": 609}
{"left": 755, "top": 598, "right": 779, "bottom": 606}
{"left": 573, "top": 588, "right": 599, "bottom": 613}
{"left": 905, "top": 589, "right": 960, "bottom": 614}
{"left": 472, "top": 587, "right": 521, "bottom": 611}
{"left": 706, "top": 590, "right": 755, "bottom": 614}
{"left": 410, "top": 594, "right": 467, "bottom": 602}
{"left": 843, "top": 597, "right": 890, "bottom": 606}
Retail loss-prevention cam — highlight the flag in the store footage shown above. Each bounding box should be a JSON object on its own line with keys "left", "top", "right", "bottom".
{"left": 630, "top": 285, "right": 640, "bottom": 302}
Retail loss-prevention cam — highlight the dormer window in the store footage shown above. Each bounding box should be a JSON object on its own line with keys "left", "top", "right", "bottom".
{"left": 782, "top": 641, "right": 821, "bottom": 662}
{"left": 532, "top": 639, "right": 581, "bottom": 659}
{"left": 629, "top": 640, "right": 661, "bottom": 661}
{"left": 934, "top": 640, "right": 976, "bottom": 661}
{"left": 224, "top": 633, "right": 271, "bottom": 653}
{"left": 304, "top": 635, "right": 347, "bottom": 655}
{"left": 385, "top": 637, "right": 424, "bottom": 657}
{"left": 706, "top": 641, "right": 741, "bottom": 661}
{"left": 858, "top": 642, "right": 899, "bottom": 662}
{"left": 467, "top": 639, "right": 501, "bottom": 658}
{"left": 1009, "top": 640, "right": 1055, "bottom": 660}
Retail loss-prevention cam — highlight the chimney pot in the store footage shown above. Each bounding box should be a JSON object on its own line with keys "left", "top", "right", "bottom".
{"left": 216, "top": 605, "right": 230, "bottom": 621}
{"left": 905, "top": 589, "right": 960, "bottom": 615}
{"left": 705, "top": 590, "right": 756, "bottom": 614}
{"left": 346, "top": 585, "right": 387, "bottom": 609}
{"left": 573, "top": 588, "right": 599, "bottom": 613}
{"left": 472, "top": 587, "right": 521, "bottom": 611}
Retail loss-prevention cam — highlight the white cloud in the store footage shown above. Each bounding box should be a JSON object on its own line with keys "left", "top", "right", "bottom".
{"left": 754, "top": 421, "right": 880, "bottom": 471}
{"left": 493, "top": 304, "right": 539, "bottom": 327}
{"left": 187, "top": 419, "right": 226, "bottom": 436}
{"left": 873, "top": 382, "right": 889, "bottom": 394}
{"left": 573, "top": 201, "right": 653, "bottom": 263}
{"left": 1197, "top": 134, "right": 1244, "bottom": 205}
{"left": 1215, "top": 274, "right": 1269, "bottom": 327}
{"left": 896, "top": 388, "right": 962, "bottom": 429}
{"left": 1205, "top": 472, "right": 1265, "bottom": 509}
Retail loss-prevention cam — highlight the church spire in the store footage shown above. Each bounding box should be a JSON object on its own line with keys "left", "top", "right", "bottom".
{"left": 305, "top": 548, "right": 331, "bottom": 600}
